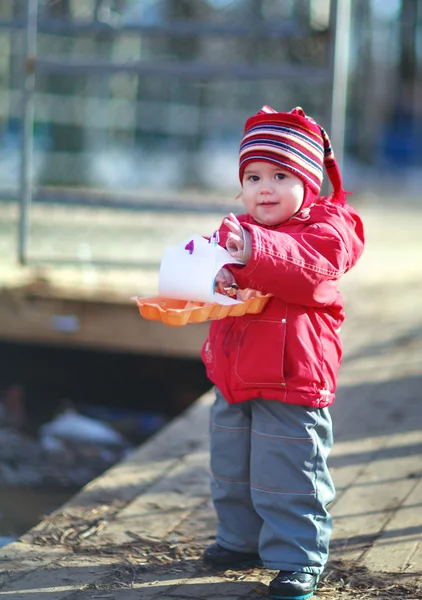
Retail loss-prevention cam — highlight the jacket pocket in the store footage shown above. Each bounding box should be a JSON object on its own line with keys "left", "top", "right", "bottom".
{"left": 235, "top": 319, "right": 286, "bottom": 386}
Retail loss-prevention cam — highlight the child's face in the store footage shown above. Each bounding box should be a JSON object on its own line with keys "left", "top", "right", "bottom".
{"left": 241, "top": 161, "right": 304, "bottom": 226}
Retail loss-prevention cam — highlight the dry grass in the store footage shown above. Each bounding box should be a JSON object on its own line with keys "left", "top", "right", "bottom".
{"left": 28, "top": 518, "right": 422, "bottom": 599}
{"left": 318, "top": 559, "right": 422, "bottom": 599}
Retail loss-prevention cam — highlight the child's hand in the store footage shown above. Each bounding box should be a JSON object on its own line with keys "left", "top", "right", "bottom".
{"left": 224, "top": 213, "right": 252, "bottom": 263}
{"left": 215, "top": 267, "right": 236, "bottom": 293}
{"left": 215, "top": 268, "right": 240, "bottom": 299}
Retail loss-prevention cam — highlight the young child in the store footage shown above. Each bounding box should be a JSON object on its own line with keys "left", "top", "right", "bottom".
{"left": 201, "top": 106, "right": 365, "bottom": 599}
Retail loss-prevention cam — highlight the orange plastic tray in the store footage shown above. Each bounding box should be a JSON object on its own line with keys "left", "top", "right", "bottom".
{"left": 132, "top": 290, "right": 272, "bottom": 327}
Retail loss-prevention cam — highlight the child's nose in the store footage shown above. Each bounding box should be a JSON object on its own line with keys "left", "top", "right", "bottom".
{"left": 260, "top": 180, "right": 274, "bottom": 193}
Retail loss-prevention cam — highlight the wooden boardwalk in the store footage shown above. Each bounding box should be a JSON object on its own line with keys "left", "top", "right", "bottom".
{"left": 0, "top": 202, "right": 421, "bottom": 598}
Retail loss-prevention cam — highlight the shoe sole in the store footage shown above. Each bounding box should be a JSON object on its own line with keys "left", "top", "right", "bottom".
{"left": 270, "top": 593, "right": 314, "bottom": 600}
{"left": 269, "top": 581, "right": 318, "bottom": 600}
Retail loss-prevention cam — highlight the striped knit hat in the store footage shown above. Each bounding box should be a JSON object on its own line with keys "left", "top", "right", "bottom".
{"left": 239, "top": 105, "right": 344, "bottom": 203}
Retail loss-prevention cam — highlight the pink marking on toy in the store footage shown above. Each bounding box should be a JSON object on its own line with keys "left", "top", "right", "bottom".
{"left": 184, "top": 240, "right": 195, "bottom": 254}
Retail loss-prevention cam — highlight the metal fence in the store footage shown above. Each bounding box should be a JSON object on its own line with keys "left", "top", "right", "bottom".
{"left": 0, "top": 0, "right": 349, "bottom": 268}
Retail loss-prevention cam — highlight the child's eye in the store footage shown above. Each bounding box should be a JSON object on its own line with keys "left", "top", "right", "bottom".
{"left": 275, "top": 172, "right": 286, "bottom": 180}
{"left": 248, "top": 175, "right": 260, "bottom": 182}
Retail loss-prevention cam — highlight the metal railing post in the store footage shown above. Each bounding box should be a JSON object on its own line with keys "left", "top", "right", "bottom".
{"left": 18, "top": 0, "right": 39, "bottom": 265}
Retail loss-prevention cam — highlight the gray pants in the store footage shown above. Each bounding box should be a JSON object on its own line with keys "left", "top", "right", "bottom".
{"left": 210, "top": 388, "right": 335, "bottom": 574}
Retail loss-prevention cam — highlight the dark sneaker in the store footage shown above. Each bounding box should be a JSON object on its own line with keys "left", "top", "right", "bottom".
{"left": 203, "top": 543, "right": 261, "bottom": 568}
{"left": 269, "top": 570, "right": 319, "bottom": 599}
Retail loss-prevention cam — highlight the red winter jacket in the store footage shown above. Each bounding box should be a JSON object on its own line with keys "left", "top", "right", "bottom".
{"left": 201, "top": 198, "right": 365, "bottom": 408}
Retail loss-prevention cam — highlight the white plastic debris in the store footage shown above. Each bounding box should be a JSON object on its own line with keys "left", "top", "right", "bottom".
{"left": 40, "top": 434, "right": 66, "bottom": 454}
{"left": 40, "top": 409, "right": 125, "bottom": 446}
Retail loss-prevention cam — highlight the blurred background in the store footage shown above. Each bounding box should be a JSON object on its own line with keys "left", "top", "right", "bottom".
{"left": 0, "top": 0, "right": 421, "bottom": 545}
{"left": 1, "top": 0, "right": 421, "bottom": 203}
{"left": 1, "top": 0, "right": 421, "bottom": 268}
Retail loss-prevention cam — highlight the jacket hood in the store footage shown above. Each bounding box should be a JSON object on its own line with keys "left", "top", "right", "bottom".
{"left": 310, "top": 197, "right": 365, "bottom": 272}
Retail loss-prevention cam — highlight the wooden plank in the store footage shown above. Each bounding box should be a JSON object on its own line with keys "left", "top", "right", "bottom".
{"left": 330, "top": 435, "right": 389, "bottom": 495}
{"left": 329, "top": 309, "right": 422, "bottom": 505}
{"left": 0, "top": 544, "right": 65, "bottom": 581}
{"left": 0, "top": 289, "right": 209, "bottom": 357}
{"left": 77, "top": 391, "right": 212, "bottom": 546}
{"left": 330, "top": 430, "right": 422, "bottom": 566}
{"left": 172, "top": 497, "right": 217, "bottom": 547}
{"left": 0, "top": 554, "right": 116, "bottom": 599}
{"left": 363, "top": 476, "right": 422, "bottom": 574}
{"left": 86, "top": 451, "right": 210, "bottom": 546}
{"left": 329, "top": 372, "right": 422, "bottom": 499}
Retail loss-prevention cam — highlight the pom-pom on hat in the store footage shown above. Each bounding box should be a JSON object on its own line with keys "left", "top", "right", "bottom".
{"left": 239, "top": 105, "right": 344, "bottom": 203}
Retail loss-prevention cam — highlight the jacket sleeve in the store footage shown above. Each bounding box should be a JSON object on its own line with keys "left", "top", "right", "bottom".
{"left": 225, "top": 222, "right": 356, "bottom": 307}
